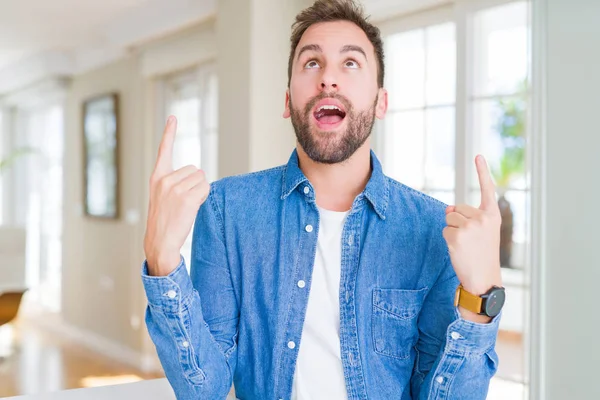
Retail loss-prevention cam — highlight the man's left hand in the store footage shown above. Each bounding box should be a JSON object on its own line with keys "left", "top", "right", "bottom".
{"left": 443, "top": 155, "right": 503, "bottom": 322}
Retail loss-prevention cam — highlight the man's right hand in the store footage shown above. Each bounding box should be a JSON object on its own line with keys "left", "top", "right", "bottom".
{"left": 143, "top": 116, "right": 211, "bottom": 276}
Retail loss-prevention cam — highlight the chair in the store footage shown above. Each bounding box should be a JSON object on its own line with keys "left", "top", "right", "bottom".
{"left": 0, "top": 290, "right": 27, "bottom": 361}
{"left": 0, "top": 290, "right": 27, "bottom": 327}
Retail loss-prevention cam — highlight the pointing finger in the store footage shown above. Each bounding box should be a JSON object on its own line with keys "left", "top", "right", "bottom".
{"left": 154, "top": 116, "right": 177, "bottom": 178}
{"left": 475, "top": 155, "right": 497, "bottom": 211}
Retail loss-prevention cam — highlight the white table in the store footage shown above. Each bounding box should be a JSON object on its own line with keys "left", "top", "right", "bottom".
{"left": 7, "top": 378, "right": 238, "bottom": 400}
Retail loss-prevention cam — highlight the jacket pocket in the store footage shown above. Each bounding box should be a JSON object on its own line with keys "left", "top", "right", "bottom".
{"left": 372, "top": 287, "right": 428, "bottom": 360}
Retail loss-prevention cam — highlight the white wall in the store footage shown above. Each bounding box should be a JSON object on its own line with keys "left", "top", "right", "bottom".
{"left": 62, "top": 56, "right": 147, "bottom": 353}
{"left": 542, "top": 0, "right": 600, "bottom": 398}
{"left": 216, "top": 0, "right": 311, "bottom": 177}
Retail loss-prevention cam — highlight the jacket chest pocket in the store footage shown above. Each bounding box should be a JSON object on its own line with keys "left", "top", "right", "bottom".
{"left": 372, "top": 287, "right": 427, "bottom": 360}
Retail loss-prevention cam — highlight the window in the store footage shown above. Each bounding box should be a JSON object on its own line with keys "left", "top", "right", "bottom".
{"left": 10, "top": 104, "right": 64, "bottom": 312}
{"left": 383, "top": 22, "right": 456, "bottom": 205}
{"left": 162, "top": 64, "right": 218, "bottom": 270}
{"left": 38, "top": 106, "right": 64, "bottom": 312}
{"left": 470, "top": 1, "right": 530, "bottom": 270}
{"left": 380, "top": 1, "right": 531, "bottom": 398}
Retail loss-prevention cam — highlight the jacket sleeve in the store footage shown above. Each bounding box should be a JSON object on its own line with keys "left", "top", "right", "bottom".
{"left": 411, "top": 253, "right": 501, "bottom": 400}
{"left": 142, "top": 187, "right": 239, "bottom": 399}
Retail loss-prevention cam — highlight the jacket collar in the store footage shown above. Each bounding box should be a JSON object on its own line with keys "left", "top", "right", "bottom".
{"left": 281, "top": 149, "right": 389, "bottom": 219}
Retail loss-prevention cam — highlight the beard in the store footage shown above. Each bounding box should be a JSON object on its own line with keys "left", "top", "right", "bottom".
{"left": 289, "top": 92, "right": 378, "bottom": 164}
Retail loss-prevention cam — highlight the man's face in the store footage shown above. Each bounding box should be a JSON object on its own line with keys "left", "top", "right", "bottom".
{"left": 284, "top": 20, "right": 388, "bottom": 164}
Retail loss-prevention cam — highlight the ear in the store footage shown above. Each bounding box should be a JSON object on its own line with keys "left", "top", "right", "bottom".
{"left": 283, "top": 89, "right": 291, "bottom": 119}
{"left": 375, "top": 88, "right": 388, "bottom": 119}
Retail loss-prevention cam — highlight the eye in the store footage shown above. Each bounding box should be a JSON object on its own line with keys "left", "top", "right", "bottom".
{"left": 305, "top": 60, "right": 320, "bottom": 69}
{"left": 344, "top": 59, "right": 359, "bottom": 69}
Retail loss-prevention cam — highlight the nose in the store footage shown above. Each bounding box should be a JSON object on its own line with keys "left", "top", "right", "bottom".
{"left": 320, "top": 81, "right": 338, "bottom": 90}
{"left": 319, "top": 66, "right": 338, "bottom": 91}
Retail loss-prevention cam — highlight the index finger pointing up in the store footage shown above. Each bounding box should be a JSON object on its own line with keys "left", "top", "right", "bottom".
{"left": 475, "top": 155, "right": 497, "bottom": 211}
{"left": 154, "top": 116, "right": 177, "bottom": 177}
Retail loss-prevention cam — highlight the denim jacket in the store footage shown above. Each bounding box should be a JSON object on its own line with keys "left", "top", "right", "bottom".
{"left": 142, "top": 149, "right": 500, "bottom": 400}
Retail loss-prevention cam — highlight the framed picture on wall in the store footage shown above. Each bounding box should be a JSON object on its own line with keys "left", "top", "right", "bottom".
{"left": 82, "top": 93, "right": 119, "bottom": 219}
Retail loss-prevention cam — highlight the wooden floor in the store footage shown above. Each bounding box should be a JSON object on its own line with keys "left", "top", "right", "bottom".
{"left": 0, "top": 318, "right": 163, "bottom": 398}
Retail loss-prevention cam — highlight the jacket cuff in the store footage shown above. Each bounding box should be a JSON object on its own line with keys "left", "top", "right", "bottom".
{"left": 444, "top": 308, "right": 501, "bottom": 355}
{"left": 141, "top": 257, "right": 194, "bottom": 313}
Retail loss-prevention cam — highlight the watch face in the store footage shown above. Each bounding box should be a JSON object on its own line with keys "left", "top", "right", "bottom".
{"left": 484, "top": 288, "right": 506, "bottom": 317}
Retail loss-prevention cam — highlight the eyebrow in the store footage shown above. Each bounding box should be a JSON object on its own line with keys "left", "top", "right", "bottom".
{"left": 296, "top": 44, "right": 322, "bottom": 61}
{"left": 296, "top": 44, "right": 368, "bottom": 62}
{"left": 340, "top": 45, "right": 367, "bottom": 60}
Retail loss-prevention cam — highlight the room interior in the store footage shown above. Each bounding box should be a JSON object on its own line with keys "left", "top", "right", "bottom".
{"left": 0, "top": 0, "right": 598, "bottom": 399}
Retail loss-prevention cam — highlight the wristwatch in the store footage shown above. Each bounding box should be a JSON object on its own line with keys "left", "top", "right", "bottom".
{"left": 454, "top": 284, "right": 506, "bottom": 317}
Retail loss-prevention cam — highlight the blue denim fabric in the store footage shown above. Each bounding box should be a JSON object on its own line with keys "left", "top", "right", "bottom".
{"left": 142, "top": 149, "right": 500, "bottom": 400}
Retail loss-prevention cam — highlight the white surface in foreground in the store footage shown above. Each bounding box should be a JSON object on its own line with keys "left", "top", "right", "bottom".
{"left": 6, "top": 376, "right": 523, "bottom": 399}
{"left": 7, "top": 378, "right": 237, "bottom": 400}
{"left": 488, "top": 378, "right": 528, "bottom": 400}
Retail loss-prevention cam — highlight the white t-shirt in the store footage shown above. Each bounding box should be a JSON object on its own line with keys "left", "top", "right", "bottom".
{"left": 291, "top": 206, "right": 349, "bottom": 400}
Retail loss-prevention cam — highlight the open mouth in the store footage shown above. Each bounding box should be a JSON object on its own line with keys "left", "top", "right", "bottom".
{"left": 312, "top": 102, "right": 347, "bottom": 130}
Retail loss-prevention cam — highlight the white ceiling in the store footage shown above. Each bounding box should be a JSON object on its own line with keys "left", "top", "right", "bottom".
{"left": 0, "top": 0, "right": 447, "bottom": 90}
{"left": 0, "top": 0, "right": 215, "bottom": 71}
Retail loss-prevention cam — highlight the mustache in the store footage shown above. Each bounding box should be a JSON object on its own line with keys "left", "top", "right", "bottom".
{"left": 303, "top": 92, "right": 352, "bottom": 114}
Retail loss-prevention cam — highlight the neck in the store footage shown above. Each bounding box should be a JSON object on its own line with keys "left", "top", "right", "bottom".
{"left": 297, "top": 141, "right": 372, "bottom": 212}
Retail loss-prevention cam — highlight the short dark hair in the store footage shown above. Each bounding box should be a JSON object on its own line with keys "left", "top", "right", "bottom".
{"left": 287, "top": 0, "right": 385, "bottom": 88}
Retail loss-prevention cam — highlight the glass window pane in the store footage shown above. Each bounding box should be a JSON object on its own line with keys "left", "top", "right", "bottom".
{"left": 383, "top": 22, "right": 456, "bottom": 199}
{"left": 173, "top": 135, "right": 201, "bottom": 170}
{"left": 473, "top": 2, "right": 529, "bottom": 97}
{"left": 383, "top": 110, "right": 425, "bottom": 189}
{"left": 425, "top": 107, "right": 455, "bottom": 190}
{"left": 426, "top": 23, "right": 456, "bottom": 106}
{"left": 471, "top": 97, "right": 527, "bottom": 190}
{"left": 169, "top": 97, "right": 201, "bottom": 170}
{"left": 385, "top": 29, "right": 425, "bottom": 110}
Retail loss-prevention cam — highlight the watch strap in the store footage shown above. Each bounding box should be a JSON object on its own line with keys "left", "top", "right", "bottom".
{"left": 454, "top": 284, "right": 484, "bottom": 314}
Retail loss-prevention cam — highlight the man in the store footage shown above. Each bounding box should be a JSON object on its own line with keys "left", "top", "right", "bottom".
{"left": 142, "top": 1, "right": 505, "bottom": 399}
